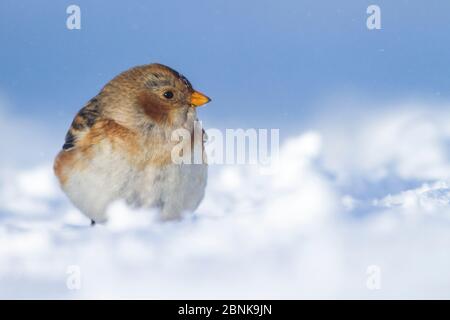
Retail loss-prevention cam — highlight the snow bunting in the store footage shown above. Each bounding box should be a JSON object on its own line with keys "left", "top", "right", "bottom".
{"left": 54, "top": 63, "right": 211, "bottom": 223}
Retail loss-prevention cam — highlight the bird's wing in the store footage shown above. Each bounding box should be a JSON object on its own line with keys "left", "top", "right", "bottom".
{"left": 54, "top": 97, "right": 139, "bottom": 186}
{"left": 61, "top": 97, "right": 101, "bottom": 151}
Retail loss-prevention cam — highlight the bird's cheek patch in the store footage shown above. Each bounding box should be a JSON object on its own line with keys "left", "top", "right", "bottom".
{"left": 137, "top": 92, "right": 171, "bottom": 124}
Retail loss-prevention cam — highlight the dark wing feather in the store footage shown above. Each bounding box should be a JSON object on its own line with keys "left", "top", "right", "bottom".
{"left": 62, "top": 97, "right": 101, "bottom": 151}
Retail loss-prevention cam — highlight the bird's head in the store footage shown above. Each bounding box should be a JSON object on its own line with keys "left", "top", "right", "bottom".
{"left": 101, "top": 63, "right": 211, "bottom": 129}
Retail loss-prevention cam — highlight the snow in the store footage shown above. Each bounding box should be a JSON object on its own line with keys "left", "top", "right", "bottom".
{"left": 1, "top": 102, "right": 450, "bottom": 299}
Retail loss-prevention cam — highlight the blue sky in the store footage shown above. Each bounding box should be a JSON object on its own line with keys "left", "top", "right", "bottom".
{"left": 0, "top": 0, "right": 449, "bottom": 136}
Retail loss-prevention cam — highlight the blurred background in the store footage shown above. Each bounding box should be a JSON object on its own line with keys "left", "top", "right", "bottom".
{"left": 0, "top": 0, "right": 449, "bottom": 299}
{"left": 1, "top": 0, "right": 450, "bottom": 161}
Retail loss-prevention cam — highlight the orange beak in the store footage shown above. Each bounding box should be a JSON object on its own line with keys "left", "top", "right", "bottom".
{"left": 190, "top": 90, "right": 211, "bottom": 107}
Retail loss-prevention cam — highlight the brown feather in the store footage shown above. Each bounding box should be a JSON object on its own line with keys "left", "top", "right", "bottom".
{"left": 137, "top": 91, "right": 175, "bottom": 125}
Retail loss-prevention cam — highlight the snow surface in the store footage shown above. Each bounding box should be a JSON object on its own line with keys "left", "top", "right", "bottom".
{"left": 1, "top": 103, "right": 450, "bottom": 299}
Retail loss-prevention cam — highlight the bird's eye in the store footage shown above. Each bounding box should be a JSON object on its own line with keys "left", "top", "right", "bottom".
{"left": 163, "top": 91, "right": 174, "bottom": 99}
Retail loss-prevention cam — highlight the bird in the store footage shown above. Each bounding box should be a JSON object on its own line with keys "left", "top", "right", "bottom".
{"left": 54, "top": 63, "right": 211, "bottom": 224}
